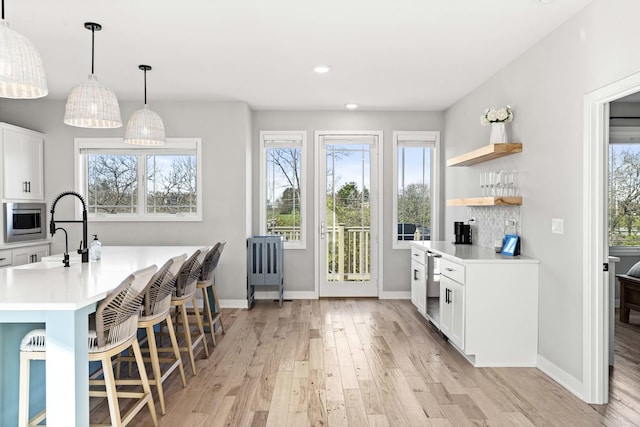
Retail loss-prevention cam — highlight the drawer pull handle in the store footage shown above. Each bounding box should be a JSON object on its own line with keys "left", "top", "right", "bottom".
{"left": 0, "top": 257, "right": 5, "bottom": 261}
{"left": 445, "top": 267, "right": 454, "bottom": 272}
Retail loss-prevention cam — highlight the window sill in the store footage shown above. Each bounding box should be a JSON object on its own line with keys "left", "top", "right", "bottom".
{"left": 609, "top": 246, "right": 640, "bottom": 256}
{"left": 89, "top": 214, "right": 202, "bottom": 222}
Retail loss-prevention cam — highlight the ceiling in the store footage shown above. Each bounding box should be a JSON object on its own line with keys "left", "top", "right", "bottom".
{"left": 7, "top": 0, "right": 592, "bottom": 110}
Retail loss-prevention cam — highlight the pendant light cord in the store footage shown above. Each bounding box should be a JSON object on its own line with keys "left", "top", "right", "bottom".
{"left": 90, "top": 25, "right": 95, "bottom": 74}
{"left": 144, "top": 68, "right": 147, "bottom": 105}
{"left": 2, "top": 0, "right": 5, "bottom": 20}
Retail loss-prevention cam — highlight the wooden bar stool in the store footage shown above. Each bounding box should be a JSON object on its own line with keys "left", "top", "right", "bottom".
{"left": 18, "top": 265, "right": 159, "bottom": 427}
{"left": 162, "top": 248, "right": 209, "bottom": 376}
{"left": 117, "top": 254, "right": 187, "bottom": 415}
{"left": 195, "top": 241, "right": 226, "bottom": 346}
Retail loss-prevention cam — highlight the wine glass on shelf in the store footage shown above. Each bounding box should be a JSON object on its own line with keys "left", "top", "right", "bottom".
{"left": 488, "top": 171, "right": 496, "bottom": 197}
{"left": 495, "top": 171, "right": 504, "bottom": 196}
{"left": 480, "top": 172, "right": 487, "bottom": 197}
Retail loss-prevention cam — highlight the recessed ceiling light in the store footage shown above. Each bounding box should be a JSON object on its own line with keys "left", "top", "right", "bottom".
{"left": 313, "top": 65, "right": 331, "bottom": 74}
{"left": 345, "top": 103, "right": 358, "bottom": 109}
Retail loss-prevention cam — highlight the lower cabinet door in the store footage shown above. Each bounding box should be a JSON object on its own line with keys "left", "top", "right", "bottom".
{"left": 440, "top": 275, "right": 465, "bottom": 351}
{"left": 440, "top": 275, "right": 453, "bottom": 338}
{"left": 450, "top": 279, "right": 465, "bottom": 350}
{"left": 411, "top": 260, "right": 426, "bottom": 314}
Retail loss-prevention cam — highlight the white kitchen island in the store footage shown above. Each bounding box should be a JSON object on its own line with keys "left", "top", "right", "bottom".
{"left": 411, "top": 241, "right": 540, "bottom": 367}
{"left": 0, "top": 246, "right": 205, "bottom": 427}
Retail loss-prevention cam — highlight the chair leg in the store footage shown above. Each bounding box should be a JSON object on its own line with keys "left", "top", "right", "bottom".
{"left": 211, "top": 283, "right": 224, "bottom": 335}
{"left": 132, "top": 339, "right": 158, "bottom": 427}
{"left": 179, "top": 303, "right": 198, "bottom": 376}
{"left": 192, "top": 297, "right": 209, "bottom": 358}
{"left": 201, "top": 286, "right": 216, "bottom": 346}
{"left": 101, "top": 353, "right": 122, "bottom": 426}
{"left": 145, "top": 324, "right": 166, "bottom": 415}
{"left": 165, "top": 315, "right": 187, "bottom": 387}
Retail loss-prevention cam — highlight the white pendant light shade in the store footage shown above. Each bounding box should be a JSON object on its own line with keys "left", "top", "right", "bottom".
{"left": 124, "top": 64, "right": 165, "bottom": 145}
{"left": 0, "top": 19, "right": 48, "bottom": 98}
{"left": 64, "top": 22, "right": 122, "bottom": 129}
{"left": 64, "top": 74, "right": 122, "bottom": 128}
{"left": 125, "top": 105, "right": 165, "bottom": 145}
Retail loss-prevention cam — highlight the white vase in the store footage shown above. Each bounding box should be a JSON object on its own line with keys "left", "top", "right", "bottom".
{"left": 489, "top": 122, "right": 508, "bottom": 144}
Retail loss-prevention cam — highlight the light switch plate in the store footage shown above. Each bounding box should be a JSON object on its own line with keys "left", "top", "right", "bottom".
{"left": 551, "top": 218, "right": 564, "bottom": 235}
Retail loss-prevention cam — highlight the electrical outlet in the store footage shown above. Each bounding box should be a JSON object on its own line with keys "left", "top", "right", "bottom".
{"left": 505, "top": 219, "right": 517, "bottom": 227}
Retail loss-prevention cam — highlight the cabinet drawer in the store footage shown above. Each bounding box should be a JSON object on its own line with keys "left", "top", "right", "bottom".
{"left": 411, "top": 246, "right": 427, "bottom": 265}
{"left": 0, "top": 249, "right": 12, "bottom": 267}
{"left": 440, "top": 258, "right": 465, "bottom": 284}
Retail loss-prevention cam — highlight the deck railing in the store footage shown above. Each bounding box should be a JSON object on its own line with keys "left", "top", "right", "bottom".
{"left": 269, "top": 224, "right": 370, "bottom": 281}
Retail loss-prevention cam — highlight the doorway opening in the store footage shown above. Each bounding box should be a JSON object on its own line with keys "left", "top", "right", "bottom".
{"left": 315, "top": 131, "right": 382, "bottom": 298}
{"left": 584, "top": 70, "right": 640, "bottom": 404}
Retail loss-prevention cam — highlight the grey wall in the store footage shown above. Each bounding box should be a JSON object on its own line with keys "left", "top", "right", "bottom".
{"left": 0, "top": 99, "right": 252, "bottom": 302}
{"left": 252, "top": 111, "right": 445, "bottom": 294}
{"left": 443, "top": 0, "right": 640, "bottom": 383}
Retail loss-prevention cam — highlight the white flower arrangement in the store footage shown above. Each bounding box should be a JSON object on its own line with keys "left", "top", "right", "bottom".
{"left": 481, "top": 105, "right": 513, "bottom": 126}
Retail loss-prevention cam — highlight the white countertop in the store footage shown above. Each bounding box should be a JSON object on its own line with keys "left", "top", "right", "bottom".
{"left": 0, "top": 246, "right": 205, "bottom": 311}
{"left": 411, "top": 241, "right": 539, "bottom": 264}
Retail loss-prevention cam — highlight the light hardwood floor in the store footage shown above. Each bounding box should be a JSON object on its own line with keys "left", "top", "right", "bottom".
{"left": 91, "top": 299, "right": 640, "bottom": 426}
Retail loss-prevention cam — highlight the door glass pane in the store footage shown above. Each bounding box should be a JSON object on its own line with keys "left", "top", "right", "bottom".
{"left": 326, "top": 143, "right": 370, "bottom": 283}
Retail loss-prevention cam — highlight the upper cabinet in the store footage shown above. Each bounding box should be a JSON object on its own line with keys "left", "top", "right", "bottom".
{"left": 447, "top": 143, "right": 522, "bottom": 167}
{"left": 1, "top": 123, "right": 44, "bottom": 201}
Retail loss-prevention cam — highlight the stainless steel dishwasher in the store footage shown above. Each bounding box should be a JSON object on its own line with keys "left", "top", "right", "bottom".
{"left": 425, "top": 251, "right": 441, "bottom": 326}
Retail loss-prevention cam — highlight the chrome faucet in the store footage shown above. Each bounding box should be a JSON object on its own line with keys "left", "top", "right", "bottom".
{"left": 50, "top": 191, "right": 89, "bottom": 263}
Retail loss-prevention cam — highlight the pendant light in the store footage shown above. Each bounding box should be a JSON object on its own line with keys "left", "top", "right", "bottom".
{"left": 0, "top": 0, "right": 48, "bottom": 98}
{"left": 64, "top": 22, "right": 122, "bottom": 128}
{"left": 124, "top": 65, "right": 165, "bottom": 145}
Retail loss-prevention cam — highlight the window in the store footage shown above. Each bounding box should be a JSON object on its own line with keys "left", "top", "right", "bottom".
{"left": 75, "top": 138, "right": 202, "bottom": 221}
{"left": 392, "top": 131, "right": 440, "bottom": 248}
{"left": 260, "top": 131, "right": 307, "bottom": 249}
{"left": 609, "top": 141, "right": 640, "bottom": 247}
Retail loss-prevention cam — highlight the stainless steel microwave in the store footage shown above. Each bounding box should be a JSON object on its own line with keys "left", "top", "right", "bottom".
{"left": 3, "top": 202, "right": 47, "bottom": 243}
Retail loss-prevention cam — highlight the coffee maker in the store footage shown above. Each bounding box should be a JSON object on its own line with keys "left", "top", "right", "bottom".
{"left": 454, "top": 221, "right": 472, "bottom": 245}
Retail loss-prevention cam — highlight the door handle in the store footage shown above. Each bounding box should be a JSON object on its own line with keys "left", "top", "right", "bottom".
{"left": 320, "top": 221, "right": 326, "bottom": 240}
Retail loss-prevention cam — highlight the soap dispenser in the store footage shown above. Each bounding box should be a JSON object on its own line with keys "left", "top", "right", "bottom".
{"left": 90, "top": 234, "right": 102, "bottom": 261}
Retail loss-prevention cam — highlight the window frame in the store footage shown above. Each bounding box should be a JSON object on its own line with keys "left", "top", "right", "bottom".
{"left": 259, "top": 130, "right": 307, "bottom": 250}
{"left": 392, "top": 131, "right": 440, "bottom": 249}
{"left": 74, "top": 137, "right": 203, "bottom": 222}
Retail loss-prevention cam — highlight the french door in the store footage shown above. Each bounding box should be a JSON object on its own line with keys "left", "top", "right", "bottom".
{"left": 316, "top": 132, "right": 380, "bottom": 297}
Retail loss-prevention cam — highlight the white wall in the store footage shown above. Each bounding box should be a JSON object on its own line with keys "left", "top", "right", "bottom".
{"left": 0, "top": 99, "right": 252, "bottom": 301}
{"left": 444, "top": 0, "right": 640, "bottom": 384}
{"left": 252, "top": 111, "right": 444, "bottom": 295}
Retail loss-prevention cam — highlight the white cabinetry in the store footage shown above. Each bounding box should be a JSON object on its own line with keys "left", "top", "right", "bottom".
{"left": 1, "top": 123, "right": 44, "bottom": 201}
{"left": 12, "top": 244, "right": 50, "bottom": 265}
{"left": 410, "top": 246, "right": 426, "bottom": 315}
{"left": 0, "top": 243, "right": 50, "bottom": 268}
{"left": 440, "top": 260, "right": 465, "bottom": 350}
{"left": 410, "top": 242, "right": 539, "bottom": 367}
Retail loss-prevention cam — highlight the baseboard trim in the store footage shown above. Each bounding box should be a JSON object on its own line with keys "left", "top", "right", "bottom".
{"left": 380, "top": 291, "right": 411, "bottom": 299}
{"left": 254, "top": 290, "right": 317, "bottom": 300}
{"left": 537, "top": 354, "right": 584, "bottom": 401}
{"left": 219, "top": 299, "right": 249, "bottom": 309}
